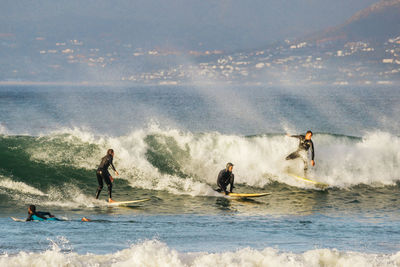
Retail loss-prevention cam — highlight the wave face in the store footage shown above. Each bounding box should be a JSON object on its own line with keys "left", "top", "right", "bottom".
{"left": 1, "top": 127, "right": 400, "bottom": 189}
{"left": 1, "top": 126, "right": 400, "bottom": 213}
{"left": 1, "top": 239, "right": 400, "bottom": 267}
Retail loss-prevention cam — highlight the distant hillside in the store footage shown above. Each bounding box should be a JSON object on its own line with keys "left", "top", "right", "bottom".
{"left": 309, "top": 0, "right": 400, "bottom": 44}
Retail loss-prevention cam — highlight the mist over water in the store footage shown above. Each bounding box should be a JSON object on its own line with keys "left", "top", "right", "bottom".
{"left": 1, "top": 85, "right": 399, "bottom": 136}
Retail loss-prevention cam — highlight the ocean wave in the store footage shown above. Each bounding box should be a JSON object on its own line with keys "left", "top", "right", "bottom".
{"left": 1, "top": 126, "right": 400, "bottom": 197}
{"left": 0, "top": 176, "right": 47, "bottom": 196}
{"left": 1, "top": 239, "right": 399, "bottom": 267}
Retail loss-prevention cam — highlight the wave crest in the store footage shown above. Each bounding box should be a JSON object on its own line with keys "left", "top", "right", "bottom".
{"left": 1, "top": 127, "right": 400, "bottom": 197}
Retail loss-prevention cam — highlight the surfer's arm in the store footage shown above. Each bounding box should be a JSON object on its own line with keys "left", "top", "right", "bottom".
{"left": 310, "top": 141, "right": 315, "bottom": 165}
{"left": 310, "top": 141, "right": 314, "bottom": 160}
{"left": 110, "top": 159, "right": 118, "bottom": 175}
{"left": 286, "top": 134, "right": 301, "bottom": 139}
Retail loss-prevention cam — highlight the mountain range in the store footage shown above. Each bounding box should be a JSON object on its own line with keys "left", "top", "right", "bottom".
{"left": 309, "top": 0, "right": 400, "bottom": 44}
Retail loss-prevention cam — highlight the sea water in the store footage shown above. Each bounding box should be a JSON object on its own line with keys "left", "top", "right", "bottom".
{"left": 1, "top": 84, "right": 400, "bottom": 266}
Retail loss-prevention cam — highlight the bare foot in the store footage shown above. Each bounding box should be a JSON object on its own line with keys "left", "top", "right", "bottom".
{"left": 81, "top": 217, "right": 91, "bottom": 222}
{"left": 108, "top": 198, "right": 116, "bottom": 203}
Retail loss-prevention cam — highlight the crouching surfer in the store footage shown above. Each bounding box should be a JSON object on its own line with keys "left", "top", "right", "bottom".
{"left": 217, "top": 162, "right": 235, "bottom": 195}
{"left": 95, "top": 149, "right": 119, "bottom": 203}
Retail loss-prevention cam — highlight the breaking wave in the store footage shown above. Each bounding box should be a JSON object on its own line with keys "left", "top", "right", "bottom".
{"left": 1, "top": 239, "right": 399, "bottom": 267}
{"left": 1, "top": 125, "right": 400, "bottom": 206}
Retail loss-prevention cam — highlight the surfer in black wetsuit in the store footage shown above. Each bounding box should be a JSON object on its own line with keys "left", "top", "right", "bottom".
{"left": 286, "top": 131, "right": 315, "bottom": 174}
{"left": 217, "top": 162, "right": 235, "bottom": 195}
{"left": 95, "top": 149, "right": 119, "bottom": 203}
{"left": 26, "top": 205, "right": 59, "bottom": 221}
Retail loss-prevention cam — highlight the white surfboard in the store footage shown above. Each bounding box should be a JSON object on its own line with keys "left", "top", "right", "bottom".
{"left": 11, "top": 217, "right": 25, "bottom": 222}
{"left": 107, "top": 198, "right": 151, "bottom": 206}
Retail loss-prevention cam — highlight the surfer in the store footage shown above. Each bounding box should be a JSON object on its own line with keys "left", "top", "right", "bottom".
{"left": 217, "top": 162, "right": 235, "bottom": 195}
{"left": 286, "top": 131, "right": 315, "bottom": 174}
{"left": 24, "top": 205, "right": 90, "bottom": 222}
{"left": 26, "top": 205, "right": 60, "bottom": 221}
{"left": 95, "top": 149, "right": 119, "bottom": 203}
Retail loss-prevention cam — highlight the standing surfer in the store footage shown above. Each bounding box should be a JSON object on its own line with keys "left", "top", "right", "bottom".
{"left": 95, "top": 149, "right": 119, "bottom": 203}
{"left": 217, "top": 162, "right": 235, "bottom": 195}
{"left": 285, "top": 131, "right": 315, "bottom": 175}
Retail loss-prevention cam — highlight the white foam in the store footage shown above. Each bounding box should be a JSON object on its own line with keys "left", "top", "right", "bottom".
{"left": 42, "top": 184, "right": 109, "bottom": 208}
{"left": 0, "top": 177, "right": 47, "bottom": 196}
{"left": 0, "top": 178, "right": 107, "bottom": 208}
{"left": 20, "top": 126, "right": 400, "bottom": 195}
{"left": 1, "top": 239, "right": 399, "bottom": 267}
{"left": 314, "top": 131, "right": 400, "bottom": 187}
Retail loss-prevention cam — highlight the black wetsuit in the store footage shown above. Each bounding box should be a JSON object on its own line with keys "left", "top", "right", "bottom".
{"left": 95, "top": 154, "right": 116, "bottom": 199}
{"left": 217, "top": 169, "right": 235, "bottom": 194}
{"left": 286, "top": 135, "right": 314, "bottom": 171}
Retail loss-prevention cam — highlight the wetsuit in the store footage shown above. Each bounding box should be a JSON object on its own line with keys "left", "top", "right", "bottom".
{"left": 286, "top": 135, "right": 314, "bottom": 171}
{"left": 95, "top": 154, "right": 116, "bottom": 199}
{"left": 217, "top": 169, "right": 235, "bottom": 194}
{"left": 26, "top": 211, "right": 60, "bottom": 221}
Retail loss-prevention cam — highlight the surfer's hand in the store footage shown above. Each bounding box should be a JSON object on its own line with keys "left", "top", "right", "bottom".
{"left": 311, "top": 160, "right": 315, "bottom": 166}
{"left": 115, "top": 171, "right": 119, "bottom": 176}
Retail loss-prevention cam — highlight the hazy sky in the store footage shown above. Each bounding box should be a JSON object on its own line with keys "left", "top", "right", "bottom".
{"left": 1, "top": 0, "right": 379, "bottom": 51}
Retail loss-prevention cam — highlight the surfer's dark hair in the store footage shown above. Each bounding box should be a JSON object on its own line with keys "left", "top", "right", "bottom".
{"left": 29, "top": 205, "right": 36, "bottom": 212}
{"left": 107, "top": 149, "right": 114, "bottom": 155}
{"left": 306, "top": 130, "right": 313, "bottom": 135}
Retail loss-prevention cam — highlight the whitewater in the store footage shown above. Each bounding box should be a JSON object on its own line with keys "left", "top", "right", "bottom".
{"left": 1, "top": 84, "right": 400, "bottom": 266}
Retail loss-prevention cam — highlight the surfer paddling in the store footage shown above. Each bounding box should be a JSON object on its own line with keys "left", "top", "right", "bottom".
{"left": 23, "top": 205, "right": 90, "bottom": 222}
{"left": 217, "top": 162, "right": 235, "bottom": 195}
{"left": 26, "top": 205, "right": 60, "bottom": 221}
{"left": 286, "top": 131, "right": 315, "bottom": 175}
{"left": 95, "top": 149, "right": 119, "bottom": 203}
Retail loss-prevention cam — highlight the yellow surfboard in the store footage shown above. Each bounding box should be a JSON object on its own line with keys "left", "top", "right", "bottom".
{"left": 287, "top": 173, "right": 329, "bottom": 189}
{"left": 221, "top": 192, "right": 270, "bottom": 198}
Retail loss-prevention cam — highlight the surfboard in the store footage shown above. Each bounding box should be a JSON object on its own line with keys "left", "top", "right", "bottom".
{"left": 11, "top": 217, "right": 25, "bottom": 222}
{"left": 287, "top": 173, "right": 329, "bottom": 189}
{"left": 11, "top": 217, "right": 88, "bottom": 222}
{"left": 221, "top": 192, "right": 270, "bottom": 198}
{"left": 107, "top": 198, "right": 151, "bottom": 206}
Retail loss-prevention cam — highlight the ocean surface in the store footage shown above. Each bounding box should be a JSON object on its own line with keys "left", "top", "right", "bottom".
{"left": 1, "top": 84, "right": 400, "bottom": 266}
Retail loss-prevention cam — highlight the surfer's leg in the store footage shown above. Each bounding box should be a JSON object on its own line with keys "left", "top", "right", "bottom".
{"left": 95, "top": 171, "right": 103, "bottom": 199}
{"left": 302, "top": 157, "right": 308, "bottom": 176}
{"left": 104, "top": 174, "right": 112, "bottom": 199}
{"left": 218, "top": 181, "right": 228, "bottom": 194}
{"left": 229, "top": 174, "right": 235, "bottom": 193}
{"left": 47, "top": 217, "right": 61, "bottom": 221}
{"left": 286, "top": 151, "right": 300, "bottom": 160}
